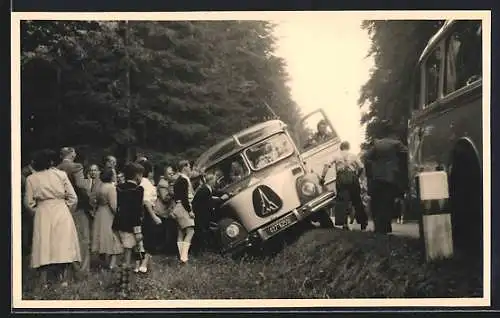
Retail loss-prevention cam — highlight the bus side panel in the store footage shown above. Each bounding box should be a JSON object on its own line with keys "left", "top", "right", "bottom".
{"left": 408, "top": 85, "right": 482, "bottom": 220}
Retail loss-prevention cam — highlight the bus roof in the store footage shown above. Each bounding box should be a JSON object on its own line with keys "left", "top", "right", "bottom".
{"left": 194, "top": 119, "right": 287, "bottom": 171}
{"left": 418, "top": 20, "right": 456, "bottom": 65}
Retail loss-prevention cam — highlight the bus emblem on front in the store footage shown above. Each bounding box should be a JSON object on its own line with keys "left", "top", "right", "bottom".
{"left": 252, "top": 185, "right": 283, "bottom": 217}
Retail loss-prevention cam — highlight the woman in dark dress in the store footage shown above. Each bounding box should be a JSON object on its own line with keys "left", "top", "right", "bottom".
{"left": 136, "top": 159, "right": 161, "bottom": 273}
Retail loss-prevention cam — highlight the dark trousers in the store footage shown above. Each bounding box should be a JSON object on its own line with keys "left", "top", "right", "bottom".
{"left": 72, "top": 209, "right": 91, "bottom": 272}
{"left": 336, "top": 179, "right": 368, "bottom": 227}
{"left": 370, "top": 180, "right": 399, "bottom": 234}
{"left": 22, "top": 210, "right": 33, "bottom": 256}
{"left": 142, "top": 213, "right": 172, "bottom": 255}
{"left": 192, "top": 214, "right": 213, "bottom": 253}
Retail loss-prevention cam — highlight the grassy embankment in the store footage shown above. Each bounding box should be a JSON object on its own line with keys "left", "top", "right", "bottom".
{"left": 21, "top": 227, "right": 482, "bottom": 300}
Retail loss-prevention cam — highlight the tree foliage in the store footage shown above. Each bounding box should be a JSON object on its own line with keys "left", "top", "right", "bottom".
{"left": 21, "top": 20, "right": 302, "bottom": 166}
{"left": 358, "top": 20, "right": 445, "bottom": 145}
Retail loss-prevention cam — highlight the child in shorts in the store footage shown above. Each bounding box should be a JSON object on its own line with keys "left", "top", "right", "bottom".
{"left": 112, "top": 162, "right": 145, "bottom": 268}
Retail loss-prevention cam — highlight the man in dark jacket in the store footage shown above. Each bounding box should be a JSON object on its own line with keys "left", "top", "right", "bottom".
{"left": 363, "top": 122, "right": 408, "bottom": 234}
{"left": 113, "top": 163, "right": 146, "bottom": 269}
{"left": 57, "top": 147, "right": 91, "bottom": 274}
{"left": 191, "top": 173, "right": 230, "bottom": 251}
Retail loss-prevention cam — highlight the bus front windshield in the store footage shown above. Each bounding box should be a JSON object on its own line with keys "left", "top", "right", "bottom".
{"left": 204, "top": 154, "right": 250, "bottom": 190}
{"left": 244, "top": 133, "right": 295, "bottom": 170}
{"left": 203, "top": 133, "right": 295, "bottom": 190}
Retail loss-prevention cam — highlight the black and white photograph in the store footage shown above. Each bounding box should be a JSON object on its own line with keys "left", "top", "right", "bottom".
{"left": 11, "top": 10, "right": 491, "bottom": 309}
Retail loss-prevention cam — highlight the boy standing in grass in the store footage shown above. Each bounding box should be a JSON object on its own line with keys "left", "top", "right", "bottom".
{"left": 112, "top": 163, "right": 145, "bottom": 268}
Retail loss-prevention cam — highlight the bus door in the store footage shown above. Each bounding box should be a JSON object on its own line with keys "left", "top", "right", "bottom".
{"left": 295, "top": 109, "right": 341, "bottom": 192}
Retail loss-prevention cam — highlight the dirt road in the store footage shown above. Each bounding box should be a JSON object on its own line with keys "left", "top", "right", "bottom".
{"left": 330, "top": 217, "right": 420, "bottom": 238}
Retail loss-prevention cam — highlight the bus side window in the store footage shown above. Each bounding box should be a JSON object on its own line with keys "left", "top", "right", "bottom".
{"left": 424, "top": 45, "right": 443, "bottom": 107}
{"left": 444, "top": 20, "right": 482, "bottom": 94}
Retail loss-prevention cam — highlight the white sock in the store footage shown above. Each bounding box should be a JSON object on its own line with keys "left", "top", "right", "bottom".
{"left": 177, "top": 242, "right": 183, "bottom": 259}
{"left": 180, "top": 242, "right": 191, "bottom": 262}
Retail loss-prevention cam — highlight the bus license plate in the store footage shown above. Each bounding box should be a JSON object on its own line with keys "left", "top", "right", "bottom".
{"left": 265, "top": 213, "right": 297, "bottom": 236}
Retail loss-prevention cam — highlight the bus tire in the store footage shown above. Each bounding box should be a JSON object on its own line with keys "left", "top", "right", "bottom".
{"left": 449, "top": 140, "right": 483, "bottom": 259}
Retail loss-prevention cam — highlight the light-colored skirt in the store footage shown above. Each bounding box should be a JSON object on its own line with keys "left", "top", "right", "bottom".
{"left": 171, "top": 202, "right": 195, "bottom": 229}
{"left": 31, "top": 199, "right": 81, "bottom": 269}
{"left": 91, "top": 205, "right": 123, "bottom": 255}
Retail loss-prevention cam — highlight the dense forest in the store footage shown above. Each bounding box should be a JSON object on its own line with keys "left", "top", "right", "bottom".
{"left": 21, "top": 20, "right": 304, "bottom": 167}
{"left": 21, "top": 19, "right": 447, "bottom": 167}
{"left": 358, "top": 20, "right": 445, "bottom": 146}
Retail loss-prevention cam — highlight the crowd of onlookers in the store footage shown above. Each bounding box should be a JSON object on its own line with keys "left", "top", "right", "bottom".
{"left": 21, "top": 147, "right": 211, "bottom": 289}
{"left": 21, "top": 119, "right": 407, "bottom": 290}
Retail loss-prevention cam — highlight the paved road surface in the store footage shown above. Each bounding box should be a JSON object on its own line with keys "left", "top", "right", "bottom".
{"left": 329, "top": 218, "right": 420, "bottom": 238}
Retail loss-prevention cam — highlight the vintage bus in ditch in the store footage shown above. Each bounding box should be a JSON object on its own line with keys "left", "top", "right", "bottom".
{"left": 408, "top": 19, "right": 483, "bottom": 256}
{"left": 192, "top": 109, "right": 342, "bottom": 255}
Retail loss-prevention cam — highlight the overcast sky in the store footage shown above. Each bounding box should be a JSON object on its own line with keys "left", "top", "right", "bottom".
{"left": 272, "top": 15, "right": 374, "bottom": 154}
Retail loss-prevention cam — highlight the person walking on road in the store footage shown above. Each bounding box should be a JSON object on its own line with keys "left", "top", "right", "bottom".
{"left": 363, "top": 121, "right": 408, "bottom": 234}
{"left": 320, "top": 141, "right": 368, "bottom": 231}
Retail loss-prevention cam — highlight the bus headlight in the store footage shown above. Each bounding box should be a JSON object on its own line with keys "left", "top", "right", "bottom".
{"left": 225, "top": 223, "right": 240, "bottom": 238}
{"left": 300, "top": 180, "right": 317, "bottom": 197}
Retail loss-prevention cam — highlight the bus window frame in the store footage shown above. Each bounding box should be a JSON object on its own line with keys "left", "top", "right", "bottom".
{"left": 442, "top": 20, "right": 483, "bottom": 98}
{"left": 409, "top": 61, "right": 422, "bottom": 113}
{"left": 416, "top": 20, "right": 482, "bottom": 113}
{"left": 421, "top": 40, "right": 446, "bottom": 109}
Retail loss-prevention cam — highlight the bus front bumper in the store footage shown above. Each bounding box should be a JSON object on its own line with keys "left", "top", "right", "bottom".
{"left": 220, "top": 191, "right": 336, "bottom": 254}
{"left": 255, "top": 190, "right": 336, "bottom": 241}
